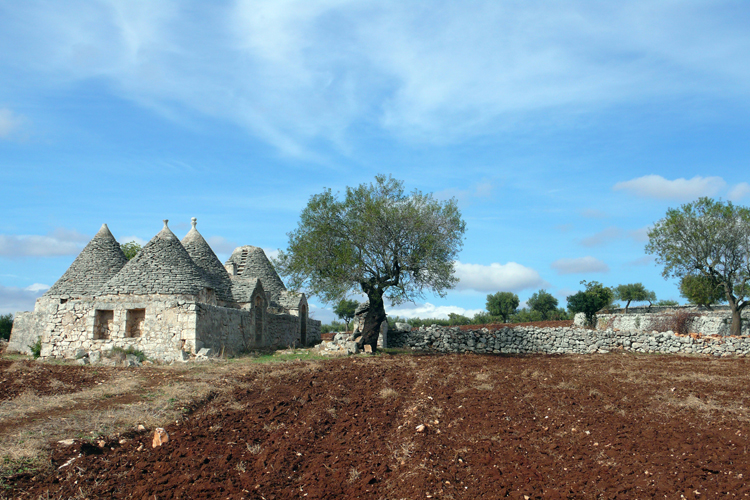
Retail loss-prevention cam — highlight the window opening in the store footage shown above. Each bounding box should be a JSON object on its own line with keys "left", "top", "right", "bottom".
{"left": 126, "top": 309, "right": 145, "bottom": 338}
{"left": 94, "top": 310, "right": 114, "bottom": 340}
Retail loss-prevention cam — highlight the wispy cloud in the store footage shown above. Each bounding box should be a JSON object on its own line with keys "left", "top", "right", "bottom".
{"left": 628, "top": 227, "right": 650, "bottom": 243}
{"left": 550, "top": 256, "right": 609, "bottom": 275}
{"left": 579, "top": 209, "right": 607, "bottom": 219}
{"left": 625, "top": 255, "right": 655, "bottom": 267}
{"left": 4, "top": 2, "right": 750, "bottom": 155}
{"left": 613, "top": 175, "right": 726, "bottom": 201}
{"left": 206, "top": 236, "right": 238, "bottom": 255}
{"left": 118, "top": 235, "right": 147, "bottom": 246}
{"left": 0, "top": 108, "right": 26, "bottom": 139}
{"left": 0, "top": 284, "right": 49, "bottom": 314}
{"left": 453, "top": 261, "right": 547, "bottom": 293}
{"left": 728, "top": 182, "right": 750, "bottom": 201}
{"left": 387, "top": 302, "right": 484, "bottom": 320}
{"left": 0, "top": 228, "right": 89, "bottom": 257}
{"left": 435, "top": 180, "right": 494, "bottom": 204}
{"left": 580, "top": 226, "right": 622, "bottom": 247}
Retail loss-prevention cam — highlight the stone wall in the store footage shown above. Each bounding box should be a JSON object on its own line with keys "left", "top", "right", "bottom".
{"left": 14, "top": 295, "right": 199, "bottom": 362}
{"left": 266, "top": 314, "right": 321, "bottom": 348}
{"left": 195, "top": 303, "right": 254, "bottom": 356}
{"left": 574, "top": 306, "right": 750, "bottom": 336}
{"left": 388, "top": 324, "right": 750, "bottom": 357}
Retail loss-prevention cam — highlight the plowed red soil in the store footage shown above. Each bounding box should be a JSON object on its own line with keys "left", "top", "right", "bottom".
{"left": 5, "top": 352, "right": 750, "bottom": 499}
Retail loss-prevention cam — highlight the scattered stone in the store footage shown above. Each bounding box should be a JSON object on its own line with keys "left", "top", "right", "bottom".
{"left": 152, "top": 428, "right": 169, "bottom": 448}
{"left": 58, "top": 439, "right": 75, "bottom": 446}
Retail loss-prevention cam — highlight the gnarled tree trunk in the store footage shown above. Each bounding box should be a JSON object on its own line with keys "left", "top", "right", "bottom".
{"left": 357, "top": 290, "right": 386, "bottom": 351}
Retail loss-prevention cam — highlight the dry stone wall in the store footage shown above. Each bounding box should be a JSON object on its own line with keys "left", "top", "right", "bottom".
{"left": 266, "top": 314, "right": 321, "bottom": 348}
{"left": 388, "top": 324, "right": 750, "bottom": 357}
{"left": 17, "top": 296, "right": 199, "bottom": 362}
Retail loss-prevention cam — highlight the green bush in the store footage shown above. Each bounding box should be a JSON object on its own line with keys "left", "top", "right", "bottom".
{"left": 28, "top": 337, "right": 42, "bottom": 359}
{"left": 110, "top": 346, "right": 147, "bottom": 362}
{"left": 321, "top": 320, "right": 347, "bottom": 333}
{"left": 0, "top": 313, "right": 13, "bottom": 340}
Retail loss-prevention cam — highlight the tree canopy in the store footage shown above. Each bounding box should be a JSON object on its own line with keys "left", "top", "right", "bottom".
{"left": 0, "top": 313, "right": 12, "bottom": 341}
{"left": 333, "top": 299, "right": 359, "bottom": 332}
{"left": 527, "top": 289, "right": 558, "bottom": 319}
{"left": 613, "top": 283, "right": 656, "bottom": 312}
{"left": 486, "top": 291, "right": 519, "bottom": 323}
{"left": 679, "top": 274, "right": 726, "bottom": 309}
{"left": 120, "top": 241, "right": 142, "bottom": 260}
{"left": 646, "top": 197, "right": 750, "bottom": 335}
{"left": 276, "top": 175, "right": 466, "bottom": 349}
{"left": 567, "top": 281, "right": 613, "bottom": 327}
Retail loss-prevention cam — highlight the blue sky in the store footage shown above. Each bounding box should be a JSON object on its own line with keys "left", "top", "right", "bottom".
{"left": 2, "top": 1, "right": 750, "bottom": 322}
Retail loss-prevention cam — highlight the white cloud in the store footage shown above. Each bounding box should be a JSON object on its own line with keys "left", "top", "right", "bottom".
{"left": 4, "top": 2, "right": 750, "bottom": 155}
{"left": 205, "top": 236, "right": 237, "bottom": 255}
{"left": 435, "top": 180, "right": 494, "bottom": 204}
{"left": 0, "top": 228, "right": 90, "bottom": 257}
{"left": 728, "top": 182, "right": 750, "bottom": 201}
{"left": 453, "top": 261, "right": 547, "bottom": 292}
{"left": 580, "top": 226, "right": 622, "bottom": 247}
{"left": 628, "top": 227, "right": 650, "bottom": 243}
{"left": 613, "top": 175, "right": 726, "bottom": 201}
{"left": 625, "top": 255, "right": 655, "bottom": 267}
{"left": 387, "top": 302, "right": 484, "bottom": 321}
{"left": 550, "top": 256, "right": 609, "bottom": 275}
{"left": 263, "top": 248, "right": 280, "bottom": 261}
{"left": 0, "top": 284, "right": 47, "bottom": 314}
{"left": 0, "top": 108, "right": 25, "bottom": 139}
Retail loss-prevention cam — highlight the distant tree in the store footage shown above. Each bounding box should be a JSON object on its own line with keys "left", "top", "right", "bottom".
{"left": 679, "top": 274, "right": 726, "bottom": 309}
{"left": 527, "top": 289, "right": 559, "bottom": 319}
{"left": 567, "top": 281, "right": 614, "bottom": 327}
{"left": 0, "top": 313, "right": 12, "bottom": 340}
{"left": 486, "top": 291, "right": 520, "bottom": 323}
{"left": 646, "top": 197, "right": 750, "bottom": 336}
{"left": 448, "top": 313, "right": 470, "bottom": 326}
{"left": 276, "top": 175, "right": 466, "bottom": 351}
{"left": 613, "top": 283, "right": 657, "bottom": 312}
{"left": 655, "top": 299, "right": 679, "bottom": 307}
{"left": 509, "top": 308, "right": 543, "bottom": 324}
{"left": 120, "top": 241, "right": 142, "bottom": 260}
{"left": 333, "top": 299, "right": 359, "bottom": 331}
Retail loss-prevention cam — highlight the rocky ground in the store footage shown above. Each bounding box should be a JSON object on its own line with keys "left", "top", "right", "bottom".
{"left": 2, "top": 349, "right": 750, "bottom": 499}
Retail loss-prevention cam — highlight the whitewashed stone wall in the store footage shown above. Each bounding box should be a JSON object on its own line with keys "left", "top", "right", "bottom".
{"left": 574, "top": 306, "right": 750, "bottom": 336}
{"left": 389, "top": 324, "right": 750, "bottom": 357}
{"left": 22, "top": 295, "right": 198, "bottom": 362}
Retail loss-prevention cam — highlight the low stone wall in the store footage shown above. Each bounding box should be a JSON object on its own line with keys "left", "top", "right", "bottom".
{"left": 388, "top": 324, "right": 750, "bottom": 357}
{"left": 574, "top": 306, "right": 750, "bottom": 336}
{"left": 266, "top": 314, "right": 321, "bottom": 348}
{"left": 195, "top": 303, "right": 255, "bottom": 356}
{"left": 7, "top": 310, "right": 47, "bottom": 355}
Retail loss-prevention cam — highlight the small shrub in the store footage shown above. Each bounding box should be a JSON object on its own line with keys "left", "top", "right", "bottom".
{"left": 0, "top": 313, "right": 13, "bottom": 340}
{"left": 109, "top": 346, "right": 147, "bottom": 362}
{"left": 28, "top": 337, "right": 42, "bottom": 359}
{"left": 651, "top": 311, "right": 700, "bottom": 335}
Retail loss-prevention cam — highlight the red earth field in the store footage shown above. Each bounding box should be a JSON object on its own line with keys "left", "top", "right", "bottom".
{"left": 3, "top": 350, "right": 750, "bottom": 499}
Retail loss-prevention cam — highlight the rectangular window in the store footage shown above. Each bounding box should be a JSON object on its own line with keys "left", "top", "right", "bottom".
{"left": 126, "top": 309, "right": 145, "bottom": 338}
{"left": 94, "top": 310, "right": 114, "bottom": 340}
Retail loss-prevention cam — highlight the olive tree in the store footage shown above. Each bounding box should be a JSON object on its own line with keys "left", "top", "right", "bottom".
{"left": 567, "top": 281, "right": 613, "bottom": 327}
{"left": 679, "top": 274, "right": 726, "bottom": 310}
{"left": 613, "top": 283, "right": 656, "bottom": 313}
{"left": 120, "top": 241, "right": 141, "bottom": 260}
{"left": 527, "top": 289, "right": 558, "bottom": 319}
{"left": 333, "top": 299, "right": 359, "bottom": 332}
{"left": 275, "top": 175, "right": 466, "bottom": 350}
{"left": 486, "top": 291, "right": 519, "bottom": 323}
{"left": 646, "top": 197, "right": 750, "bottom": 336}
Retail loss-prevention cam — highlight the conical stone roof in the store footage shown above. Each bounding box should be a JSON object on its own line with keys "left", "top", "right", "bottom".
{"left": 225, "top": 245, "right": 286, "bottom": 302}
{"left": 100, "top": 220, "right": 213, "bottom": 296}
{"left": 181, "top": 218, "right": 233, "bottom": 303}
{"left": 44, "top": 224, "right": 128, "bottom": 298}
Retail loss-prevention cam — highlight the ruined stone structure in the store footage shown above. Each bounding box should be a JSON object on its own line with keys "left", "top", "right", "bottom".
{"left": 8, "top": 219, "right": 320, "bottom": 361}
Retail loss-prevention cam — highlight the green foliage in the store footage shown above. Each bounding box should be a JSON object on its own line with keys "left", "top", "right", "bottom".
{"left": 646, "top": 197, "right": 750, "bottom": 335}
{"left": 486, "top": 291, "right": 519, "bottom": 323}
{"left": 276, "top": 175, "right": 466, "bottom": 305}
{"left": 321, "top": 320, "right": 347, "bottom": 333}
{"left": 332, "top": 299, "right": 359, "bottom": 331}
{"left": 28, "top": 337, "right": 42, "bottom": 359}
{"left": 0, "top": 313, "right": 12, "bottom": 340}
{"left": 527, "top": 289, "right": 559, "bottom": 319}
{"left": 120, "top": 241, "right": 142, "bottom": 260}
{"left": 679, "top": 274, "right": 726, "bottom": 308}
{"left": 110, "top": 346, "right": 147, "bottom": 362}
{"left": 613, "top": 283, "right": 656, "bottom": 312}
{"left": 654, "top": 299, "right": 679, "bottom": 307}
{"left": 447, "top": 313, "right": 470, "bottom": 326}
{"left": 566, "top": 280, "right": 614, "bottom": 327}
